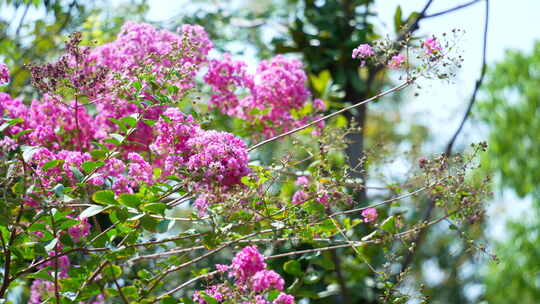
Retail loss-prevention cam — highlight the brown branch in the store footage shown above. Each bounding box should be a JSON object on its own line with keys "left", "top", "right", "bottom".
{"left": 424, "top": 0, "right": 482, "bottom": 19}
{"left": 109, "top": 264, "right": 129, "bottom": 304}
{"left": 445, "top": 0, "right": 489, "bottom": 155}
{"left": 248, "top": 81, "right": 411, "bottom": 152}
{"left": 398, "top": 0, "right": 490, "bottom": 282}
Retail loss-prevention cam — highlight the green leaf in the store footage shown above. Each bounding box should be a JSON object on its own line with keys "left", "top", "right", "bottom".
{"left": 11, "top": 180, "right": 24, "bottom": 195}
{"left": 70, "top": 166, "right": 84, "bottom": 182}
{"left": 132, "top": 81, "right": 142, "bottom": 90}
{"left": 380, "top": 216, "right": 397, "bottom": 233}
{"left": 141, "top": 203, "right": 167, "bottom": 215}
{"left": 80, "top": 205, "right": 107, "bottom": 219}
{"left": 160, "top": 296, "right": 178, "bottom": 304}
{"left": 267, "top": 290, "right": 281, "bottom": 301}
{"left": 0, "top": 117, "right": 24, "bottom": 132}
{"left": 121, "top": 115, "right": 138, "bottom": 128}
{"left": 121, "top": 286, "right": 137, "bottom": 298}
{"left": 92, "top": 190, "right": 117, "bottom": 205}
{"left": 109, "top": 119, "right": 127, "bottom": 133}
{"left": 41, "top": 159, "right": 63, "bottom": 170}
{"left": 103, "top": 264, "right": 122, "bottom": 279}
{"left": 156, "top": 220, "right": 174, "bottom": 233}
{"left": 201, "top": 293, "right": 218, "bottom": 304}
{"left": 137, "top": 269, "right": 152, "bottom": 280}
{"left": 117, "top": 193, "right": 141, "bottom": 209}
{"left": 81, "top": 161, "right": 105, "bottom": 174}
{"left": 394, "top": 5, "right": 403, "bottom": 33}
{"left": 21, "top": 146, "right": 39, "bottom": 162}
{"left": 304, "top": 272, "right": 321, "bottom": 284}
{"left": 283, "top": 260, "right": 302, "bottom": 276}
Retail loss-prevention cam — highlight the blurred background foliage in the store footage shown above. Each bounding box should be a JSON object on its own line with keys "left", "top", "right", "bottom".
{"left": 2, "top": 0, "right": 537, "bottom": 303}
{"left": 478, "top": 41, "right": 540, "bottom": 304}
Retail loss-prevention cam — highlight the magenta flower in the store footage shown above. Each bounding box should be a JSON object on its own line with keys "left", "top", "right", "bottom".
{"left": 251, "top": 270, "right": 285, "bottom": 292}
{"left": 292, "top": 190, "right": 309, "bottom": 205}
{"left": 317, "top": 192, "right": 330, "bottom": 206}
{"left": 231, "top": 245, "right": 267, "bottom": 282}
{"left": 273, "top": 293, "right": 295, "bottom": 304}
{"left": 352, "top": 44, "right": 375, "bottom": 59}
{"left": 361, "top": 208, "right": 378, "bottom": 223}
{"left": 295, "top": 176, "right": 309, "bottom": 186}
{"left": 423, "top": 37, "right": 442, "bottom": 55}
{"left": 205, "top": 55, "right": 312, "bottom": 138}
{"left": 313, "top": 98, "right": 327, "bottom": 111}
{"left": 0, "top": 63, "right": 9, "bottom": 84}
{"left": 67, "top": 216, "right": 91, "bottom": 242}
{"left": 388, "top": 54, "right": 405, "bottom": 69}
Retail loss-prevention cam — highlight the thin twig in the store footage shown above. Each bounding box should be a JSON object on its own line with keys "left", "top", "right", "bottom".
{"left": 445, "top": 0, "right": 489, "bottom": 155}
{"left": 424, "top": 0, "right": 482, "bottom": 19}
{"left": 398, "top": 0, "right": 490, "bottom": 280}
{"left": 248, "top": 81, "right": 411, "bottom": 152}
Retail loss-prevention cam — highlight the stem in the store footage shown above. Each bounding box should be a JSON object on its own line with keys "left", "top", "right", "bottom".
{"left": 248, "top": 81, "right": 411, "bottom": 152}
{"left": 110, "top": 264, "right": 129, "bottom": 304}
{"left": 424, "top": 0, "right": 482, "bottom": 19}
{"left": 0, "top": 201, "right": 25, "bottom": 299}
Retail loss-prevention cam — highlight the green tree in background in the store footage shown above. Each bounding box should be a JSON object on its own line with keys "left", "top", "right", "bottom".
{"left": 479, "top": 41, "right": 540, "bottom": 304}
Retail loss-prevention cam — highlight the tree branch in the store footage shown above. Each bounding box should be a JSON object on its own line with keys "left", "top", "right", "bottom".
{"left": 424, "top": 0, "right": 482, "bottom": 19}
{"left": 399, "top": 0, "right": 490, "bottom": 278}
{"left": 445, "top": 0, "right": 489, "bottom": 155}
{"left": 248, "top": 81, "right": 411, "bottom": 152}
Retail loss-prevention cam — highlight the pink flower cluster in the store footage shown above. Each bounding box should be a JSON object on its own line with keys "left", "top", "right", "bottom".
{"left": 205, "top": 55, "right": 323, "bottom": 137}
{"left": 31, "top": 148, "right": 91, "bottom": 188}
{"left": 423, "top": 37, "right": 442, "bottom": 55}
{"left": 90, "top": 21, "right": 212, "bottom": 92}
{"left": 361, "top": 208, "right": 378, "bottom": 223}
{"left": 0, "top": 93, "right": 97, "bottom": 150}
{"left": 67, "top": 216, "right": 91, "bottom": 242}
{"left": 30, "top": 279, "right": 104, "bottom": 304}
{"left": 290, "top": 175, "right": 333, "bottom": 207}
{"left": 194, "top": 246, "right": 295, "bottom": 304}
{"left": 352, "top": 44, "right": 375, "bottom": 59}
{"left": 388, "top": 54, "right": 406, "bottom": 69}
{"left": 150, "top": 108, "right": 250, "bottom": 213}
{"left": 85, "top": 22, "right": 212, "bottom": 153}
{"left": 352, "top": 44, "right": 375, "bottom": 66}
{"left": 0, "top": 63, "right": 9, "bottom": 84}
{"left": 17, "top": 104, "right": 248, "bottom": 214}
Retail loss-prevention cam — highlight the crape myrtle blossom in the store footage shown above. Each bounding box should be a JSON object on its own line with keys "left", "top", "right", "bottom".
{"left": 313, "top": 98, "right": 327, "bottom": 111}
{"left": 361, "top": 208, "right": 378, "bottom": 223}
{"left": 0, "top": 63, "right": 9, "bottom": 84}
{"left": 58, "top": 21, "right": 214, "bottom": 154}
{"left": 230, "top": 245, "right": 267, "bottom": 282}
{"left": 194, "top": 246, "right": 295, "bottom": 304}
{"left": 67, "top": 215, "right": 91, "bottom": 242}
{"left": 352, "top": 43, "right": 375, "bottom": 66}
{"left": 423, "top": 37, "right": 442, "bottom": 55}
{"left": 352, "top": 44, "right": 375, "bottom": 59}
{"left": 149, "top": 107, "right": 250, "bottom": 214}
{"left": 295, "top": 175, "right": 309, "bottom": 186}
{"left": 0, "top": 93, "right": 98, "bottom": 150}
{"left": 20, "top": 104, "right": 250, "bottom": 214}
{"left": 388, "top": 54, "right": 406, "bottom": 69}
{"left": 205, "top": 54, "right": 322, "bottom": 138}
